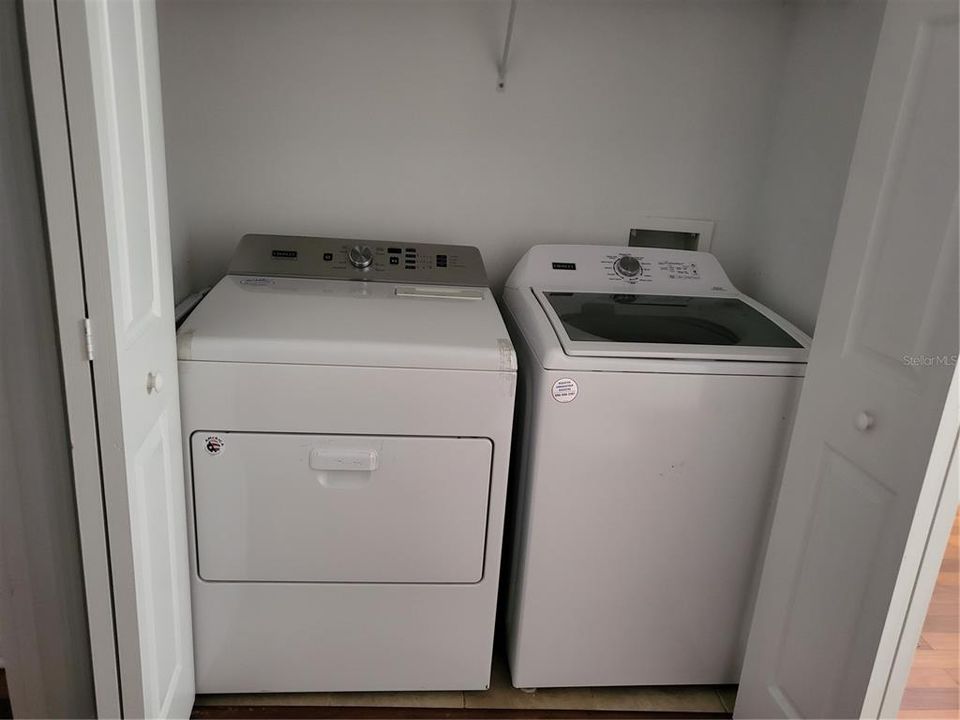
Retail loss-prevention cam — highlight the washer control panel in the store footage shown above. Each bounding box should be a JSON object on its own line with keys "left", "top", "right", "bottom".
{"left": 229, "top": 234, "right": 488, "bottom": 287}
{"left": 511, "top": 245, "right": 731, "bottom": 294}
{"left": 599, "top": 252, "right": 705, "bottom": 286}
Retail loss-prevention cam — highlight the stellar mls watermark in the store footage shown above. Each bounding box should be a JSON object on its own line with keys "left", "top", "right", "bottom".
{"left": 902, "top": 354, "right": 958, "bottom": 367}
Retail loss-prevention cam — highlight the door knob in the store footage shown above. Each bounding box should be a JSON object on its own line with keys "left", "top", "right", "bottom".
{"left": 146, "top": 371, "right": 164, "bottom": 394}
{"left": 855, "top": 411, "right": 875, "bottom": 432}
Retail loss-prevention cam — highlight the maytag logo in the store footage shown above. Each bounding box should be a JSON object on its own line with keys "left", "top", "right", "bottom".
{"left": 272, "top": 249, "right": 298, "bottom": 259}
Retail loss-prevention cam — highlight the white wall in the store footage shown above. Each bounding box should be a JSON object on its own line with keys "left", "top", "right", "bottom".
{"left": 741, "top": 0, "right": 885, "bottom": 334}
{"left": 158, "top": 0, "right": 795, "bottom": 299}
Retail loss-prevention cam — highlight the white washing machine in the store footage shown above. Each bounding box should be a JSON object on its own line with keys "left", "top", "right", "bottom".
{"left": 502, "top": 244, "right": 810, "bottom": 689}
{"left": 177, "top": 234, "right": 516, "bottom": 692}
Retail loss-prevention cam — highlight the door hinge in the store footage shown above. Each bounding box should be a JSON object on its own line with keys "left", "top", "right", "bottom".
{"left": 83, "top": 317, "right": 94, "bottom": 361}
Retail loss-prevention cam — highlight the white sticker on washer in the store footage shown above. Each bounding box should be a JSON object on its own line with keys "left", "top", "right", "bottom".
{"left": 551, "top": 378, "right": 579, "bottom": 403}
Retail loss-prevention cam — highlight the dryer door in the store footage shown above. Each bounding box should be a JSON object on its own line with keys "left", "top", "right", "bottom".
{"left": 191, "top": 432, "right": 492, "bottom": 583}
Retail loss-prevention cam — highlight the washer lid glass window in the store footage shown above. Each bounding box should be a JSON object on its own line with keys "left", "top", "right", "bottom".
{"left": 538, "top": 291, "right": 808, "bottom": 363}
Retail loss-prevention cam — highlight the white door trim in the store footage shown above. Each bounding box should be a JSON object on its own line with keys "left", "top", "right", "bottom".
{"left": 22, "top": 1, "right": 121, "bottom": 716}
{"left": 866, "top": 366, "right": 959, "bottom": 718}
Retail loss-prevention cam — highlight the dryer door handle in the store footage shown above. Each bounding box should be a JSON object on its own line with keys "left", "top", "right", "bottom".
{"left": 309, "top": 448, "right": 379, "bottom": 472}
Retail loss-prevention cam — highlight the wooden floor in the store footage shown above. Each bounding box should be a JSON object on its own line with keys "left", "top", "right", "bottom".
{"left": 898, "top": 508, "right": 960, "bottom": 719}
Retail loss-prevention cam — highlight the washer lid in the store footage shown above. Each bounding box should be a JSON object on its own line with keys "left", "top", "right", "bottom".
{"left": 177, "top": 275, "right": 516, "bottom": 372}
{"left": 535, "top": 289, "right": 809, "bottom": 363}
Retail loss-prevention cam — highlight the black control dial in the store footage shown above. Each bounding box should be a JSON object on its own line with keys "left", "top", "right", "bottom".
{"left": 614, "top": 254, "right": 641, "bottom": 278}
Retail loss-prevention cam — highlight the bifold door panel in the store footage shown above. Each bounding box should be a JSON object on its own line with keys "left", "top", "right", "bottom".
{"left": 191, "top": 432, "right": 492, "bottom": 583}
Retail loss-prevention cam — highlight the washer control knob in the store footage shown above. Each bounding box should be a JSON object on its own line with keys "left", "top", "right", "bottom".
{"left": 348, "top": 245, "right": 374, "bottom": 269}
{"left": 614, "top": 254, "right": 641, "bottom": 278}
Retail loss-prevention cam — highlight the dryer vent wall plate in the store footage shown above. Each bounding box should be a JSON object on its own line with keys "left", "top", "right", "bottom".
{"left": 628, "top": 217, "right": 714, "bottom": 252}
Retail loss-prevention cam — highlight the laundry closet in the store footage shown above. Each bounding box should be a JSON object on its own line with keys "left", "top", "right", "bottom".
{"left": 10, "top": 0, "right": 958, "bottom": 717}
{"left": 155, "top": 0, "right": 878, "bottom": 697}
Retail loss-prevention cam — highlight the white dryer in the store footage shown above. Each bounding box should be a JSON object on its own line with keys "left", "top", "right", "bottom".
{"left": 177, "top": 234, "right": 516, "bottom": 692}
{"left": 502, "top": 244, "right": 809, "bottom": 689}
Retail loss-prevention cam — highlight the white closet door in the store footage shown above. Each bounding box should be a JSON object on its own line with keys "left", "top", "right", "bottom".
{"left": 57, "top": 0, "right": 194, "bottom": 716}
{"left": 735, "top": 1, "right": 958, "bottom": 718}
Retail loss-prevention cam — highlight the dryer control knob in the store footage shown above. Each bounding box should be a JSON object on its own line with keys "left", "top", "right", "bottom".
{"left": 348, "top": 245, "right": 374, "bottom": 269}
{"left": 614, "top": 255, "right": 641, "bottom": 278}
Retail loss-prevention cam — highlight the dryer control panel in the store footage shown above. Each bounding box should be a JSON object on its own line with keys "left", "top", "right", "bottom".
{"left": 229, "top": 234, "right": 488, "bottom": 287}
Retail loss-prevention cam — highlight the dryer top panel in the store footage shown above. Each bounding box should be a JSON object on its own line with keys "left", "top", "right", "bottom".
{"left": 229, "top": 234, "right": 488, "bottom": 287}
{"left": 177, "top": 275, "right": 516, "bottom": 372}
